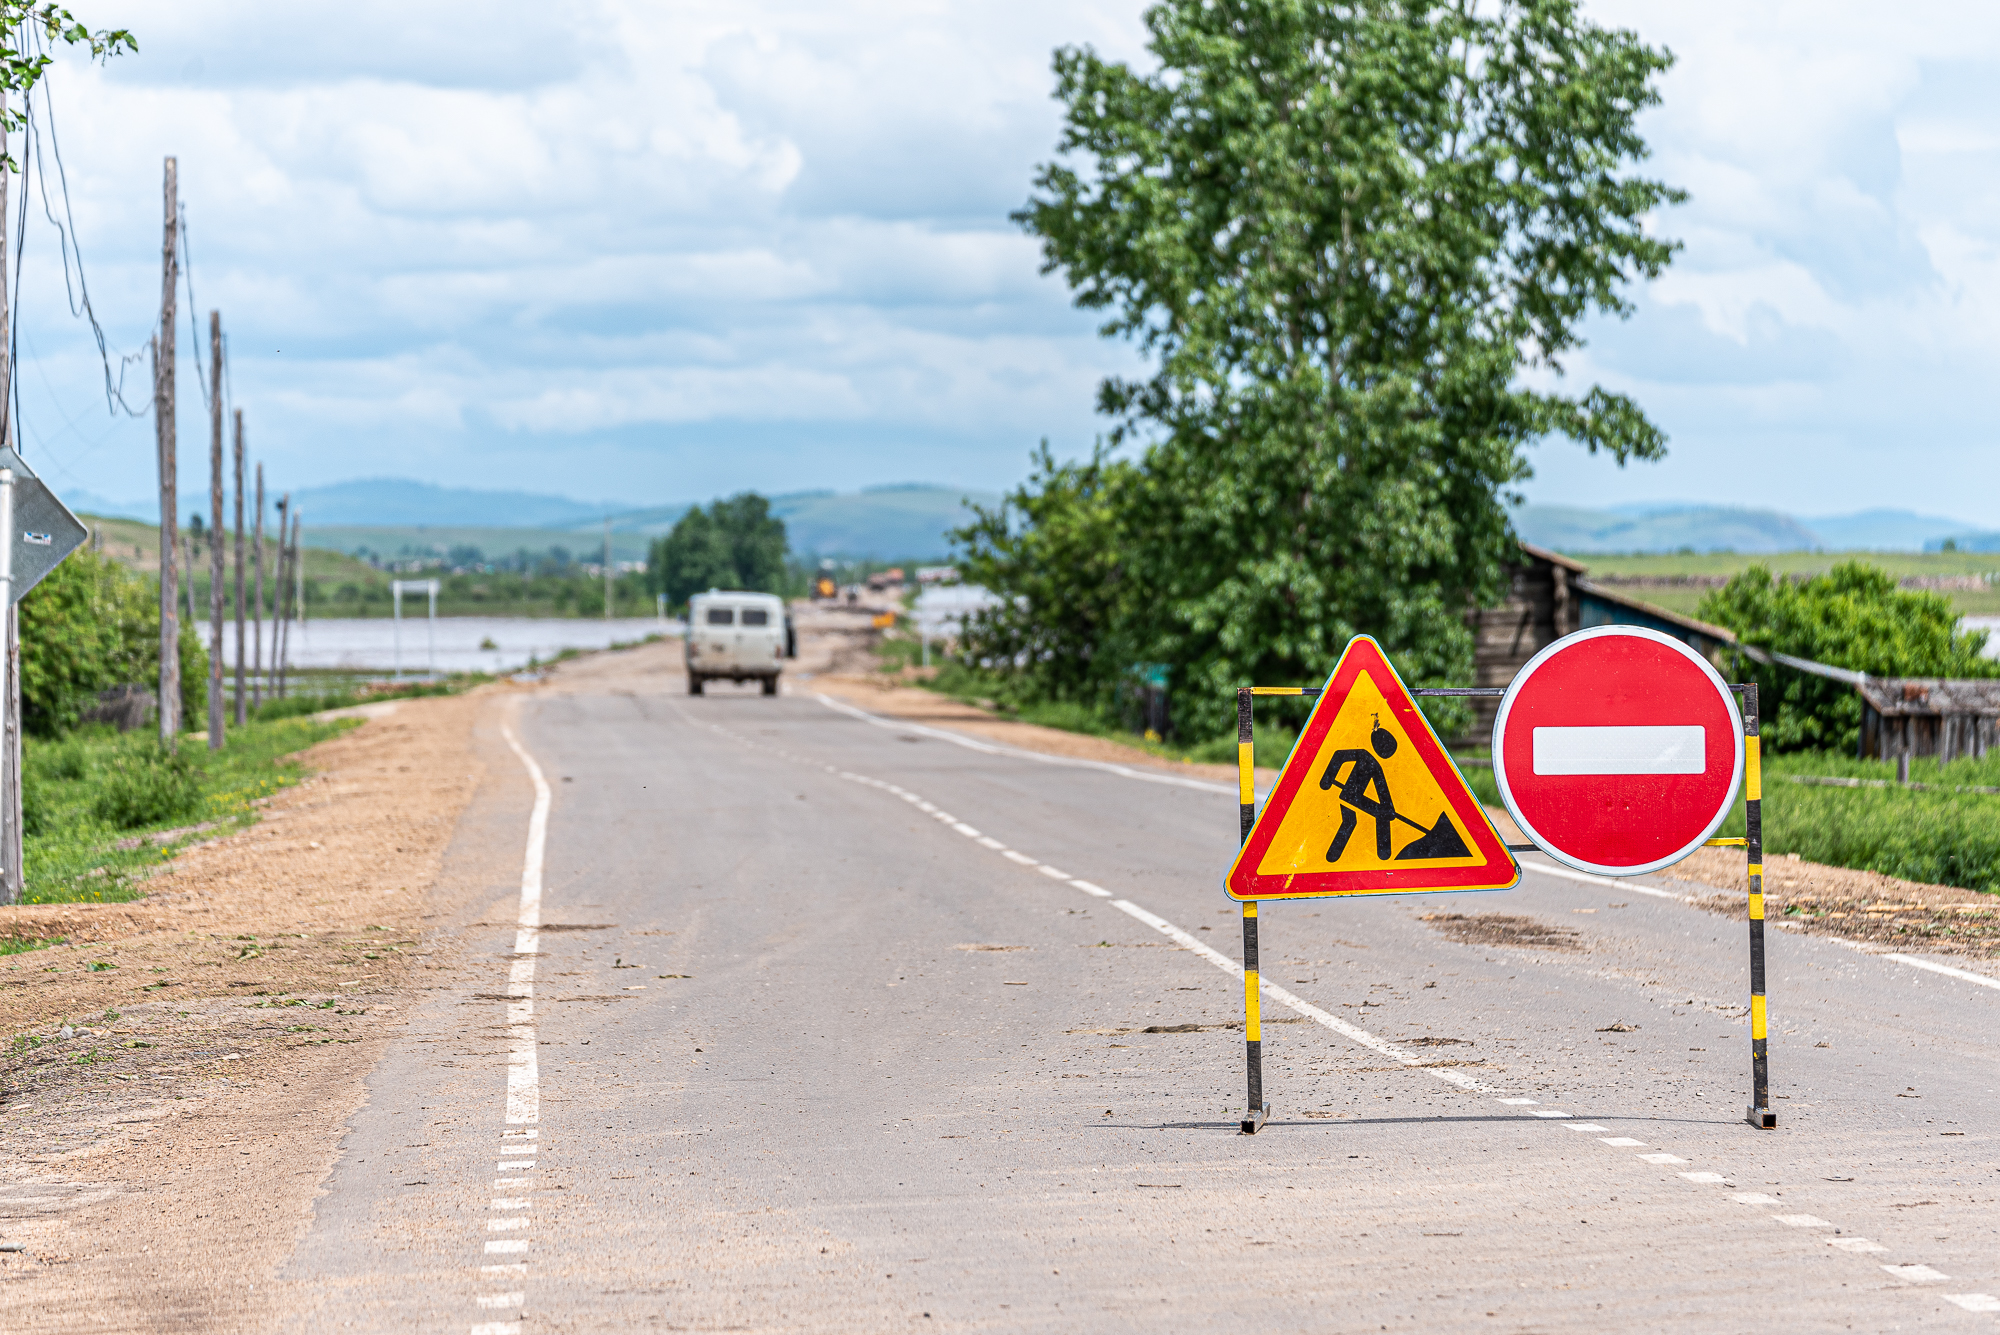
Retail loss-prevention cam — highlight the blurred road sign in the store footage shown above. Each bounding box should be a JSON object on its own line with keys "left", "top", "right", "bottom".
{"left": 1492, "top": 625, "right": 1744, "bottom": 876}
{"left": 0, "top": 448, "right": 85, "bottom": 604}
{"left": 1226, "top": 637, "right": 1518, "bottom": 900}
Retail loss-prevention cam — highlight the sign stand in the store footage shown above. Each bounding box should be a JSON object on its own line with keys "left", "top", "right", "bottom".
{"left": 1230, "top": 668, "right": 1774, "bottom": 1135}
{"left": 1234, "top": 689, "right": 1266, "bottom": 1134}
{"left": 1744, "top": 684, "right": 1773, "bottom": 1128}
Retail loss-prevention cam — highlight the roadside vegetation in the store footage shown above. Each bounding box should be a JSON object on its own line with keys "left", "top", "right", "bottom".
{"left": 948, "top": 1, "right": 1681, "bottom": 746}
{"left": 1698, "top": 561, "right": 1997, "bottom": 753}
{"left": 22, "top": 716, "right": 351, "bottom": 905}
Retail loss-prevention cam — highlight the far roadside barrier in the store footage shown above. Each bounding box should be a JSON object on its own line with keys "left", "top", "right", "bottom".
{"left": 1228, "top": 629, "right": 1772, "bottom": 1134}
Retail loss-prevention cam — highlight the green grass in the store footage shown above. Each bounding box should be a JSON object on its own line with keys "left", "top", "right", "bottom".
{"left": 0, "top": 935, "right": 64, "bottom": 955}
{"left": 21, "top": 717, "right": 356, "bottom": 904}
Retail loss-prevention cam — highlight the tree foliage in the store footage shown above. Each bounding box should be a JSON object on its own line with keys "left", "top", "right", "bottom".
{"left": 20, "top": 546, "right": 206, "bottom": 737}
{"left": 1698, "top": 562, "right": 1996, "bottom": 753}
{"left": 649, "top": 493, "right": 790, "bottom": 607}
{"left": 965, "top": 0, "right": 1681, "bottom": 738}
{"left": 0, "top": 3, "right": 135, "bottom": 167}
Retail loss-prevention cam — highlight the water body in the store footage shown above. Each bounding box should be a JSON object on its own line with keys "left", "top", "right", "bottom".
{"left": 1962, "top": 617, "right": 2000, "bottom": 658}
{"left": 210, "top": 617, "right": 682, "bottom": 675}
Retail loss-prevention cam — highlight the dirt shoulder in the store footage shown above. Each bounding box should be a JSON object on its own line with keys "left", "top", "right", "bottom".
{"left": 0, "top": 684, "right": 517, "bottom": 1331}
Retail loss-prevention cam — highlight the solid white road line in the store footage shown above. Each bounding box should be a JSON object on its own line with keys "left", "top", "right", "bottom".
{"left": 1945, "top": 1294, "right": 2000, "bottom": 1312}
{"left": 485, "top": 715, "right": 552, "bottom": 1333}
{"left": 1882, "top": 953, "right": 2000, "bottom": 991}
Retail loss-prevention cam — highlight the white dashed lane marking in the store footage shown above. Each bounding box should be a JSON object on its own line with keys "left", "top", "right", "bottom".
{"left": 695, "top": 703, "right": 1997, "bottom": 1322}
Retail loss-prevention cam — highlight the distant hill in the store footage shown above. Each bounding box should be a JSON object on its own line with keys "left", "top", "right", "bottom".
{"left": 1515, "top": 504, "right": 1820, "bottom": 554}
{"left": 768, "top": 485, "right": 998, "bottom": 559}
{"left": 289, "top": 478, "right": 617, "bottom": 528}
{"left": 1929, "top": 532, "right": 2000, "bottom": 553}
{"left": 1516, "top": 503, "right": 1986, "bottom": 555}
{"left": 1807, "top": 509, "right": 1970, "bottom": 550}
{"left": 298, "top": 482, "right": 1000, "bottom": 564}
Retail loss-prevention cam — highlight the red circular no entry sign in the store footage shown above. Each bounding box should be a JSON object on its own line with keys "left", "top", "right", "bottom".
{"left": 1492, "top": 626, "right": 1744, "bottom": 877}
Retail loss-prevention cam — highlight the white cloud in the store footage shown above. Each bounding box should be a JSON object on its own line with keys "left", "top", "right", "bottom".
{"left": 18, "top": 0, "right": 2000, "bottom": 525}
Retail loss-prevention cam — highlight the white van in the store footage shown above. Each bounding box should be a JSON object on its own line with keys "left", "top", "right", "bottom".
{"left": 685, "top": 590, "right": 790, "bottom": 695}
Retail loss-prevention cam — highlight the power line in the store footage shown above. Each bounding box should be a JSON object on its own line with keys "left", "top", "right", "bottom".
{"left": 23, "top": 27, "right": 148, "bottom": 417}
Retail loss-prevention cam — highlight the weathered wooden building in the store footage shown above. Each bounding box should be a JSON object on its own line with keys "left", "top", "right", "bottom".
{"left": 1857, "top": 678, "right": 2000, "bottom": 762}
{"left": 1463, "top": 543, "right": 1737, "bottom": 741}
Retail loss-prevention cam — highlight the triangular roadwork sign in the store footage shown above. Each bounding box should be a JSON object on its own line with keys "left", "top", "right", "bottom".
{"left": 1226, "top": 637, "right": 1519, "bottom": 901}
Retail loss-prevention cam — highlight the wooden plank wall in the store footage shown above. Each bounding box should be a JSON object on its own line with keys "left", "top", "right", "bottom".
{"left": 1460, "top": 554, "right": 1579, "bottom": 744}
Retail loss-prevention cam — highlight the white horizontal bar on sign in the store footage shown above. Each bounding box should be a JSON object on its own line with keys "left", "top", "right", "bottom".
{"left": 1533, "top": 725, "right": 1705, "bottom": 776}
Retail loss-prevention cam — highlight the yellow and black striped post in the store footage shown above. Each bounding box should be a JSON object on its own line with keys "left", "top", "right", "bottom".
{"left": 1236, "top": 687, "right": 1268, "bottom": 1133}
{"left": 1744, "top": 683, "right": 1774, "bottom": 1128}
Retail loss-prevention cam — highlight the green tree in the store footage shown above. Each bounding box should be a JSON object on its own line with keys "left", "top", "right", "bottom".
{"left": 985, "top": 0, "right": 1680, "bottom": 737}
{"left": 1698, "top": 562, "right": 1996, "bottom": 753}
{"left": 952, "top": 445, "right": 1138, "bottom": 706}
{"left": 19, "top": 546, "right": 206, "bottom": 736}
{"left": 650, "top": 493, "right": 790, "bottom": 606}
{"left": 0, "top": 4, "right": 133, "bottom": 164}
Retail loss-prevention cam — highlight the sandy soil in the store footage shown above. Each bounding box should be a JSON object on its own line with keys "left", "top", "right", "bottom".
{"left": 0, "top": 684, "right": 516, "bottom": 1331}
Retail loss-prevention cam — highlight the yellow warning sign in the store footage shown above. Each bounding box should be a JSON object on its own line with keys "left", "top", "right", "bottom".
{"left": 1226, "top": 637, "right": 1518, "bottom": 900}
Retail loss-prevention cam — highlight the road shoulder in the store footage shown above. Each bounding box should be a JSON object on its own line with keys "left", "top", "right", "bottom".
{"left": 0, "top": 686, "right": 521, "bottom": 1332}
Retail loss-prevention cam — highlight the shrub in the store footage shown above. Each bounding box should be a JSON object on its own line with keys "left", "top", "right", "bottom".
{"left": 19, "top": 546, "right": 208, "bottom": 736}
{"left": 90, "top": 746, "right": 204, "bottom": 829}
{"left": 1698, "top": 562, "right": 1996, "bottom": 752}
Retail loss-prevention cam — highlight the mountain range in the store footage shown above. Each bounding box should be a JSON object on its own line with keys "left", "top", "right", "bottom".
{"left": 70, "top": 476, "right": 1993, "bottom": 559}
{"left": 1513, "top": 503, "right": 1985, "bottom": 554}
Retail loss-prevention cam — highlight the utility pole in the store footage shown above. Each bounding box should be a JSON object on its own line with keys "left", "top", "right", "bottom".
{"left": 207, "top": 311, "right": 224, "bottom": 749}
{"left": 0, "top": 84, "right": 17, "bottom": 902}
{"left": 232, "top": 409, "right": 245, "bottom": 725}
{"left": 273, "top": 495, "right": 289, "bottom": 700}
{"left": 604, "top": 517, "right": 612, "bottom": 621}
{"left": 156, "top": 157, "right": 180, "bottom": 746}
{"left": 291, "top": 511, "right": 303, "bottom": 690}
{"left": 252, "top": 463, "right": 264, "bottom": 711}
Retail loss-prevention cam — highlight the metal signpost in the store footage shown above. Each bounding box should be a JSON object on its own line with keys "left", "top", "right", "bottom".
{"left": 0, "top": 450, "right": 87, "bottom": 906}
{"left": 391, "top": 578, "right": 440, "bottom": 679}
{"left": 1228, "top": 629, "right": 1773, "bottom": 1135}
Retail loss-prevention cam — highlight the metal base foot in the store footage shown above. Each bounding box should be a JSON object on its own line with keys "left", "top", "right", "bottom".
{"left": 1747, "top": 1105, "right": 1776, "bottom": 1129}
{"left": 1239, "top": 1102, "right": 1269, "bottom": 1135}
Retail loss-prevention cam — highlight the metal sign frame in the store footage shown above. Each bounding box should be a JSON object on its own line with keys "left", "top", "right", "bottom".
{"left": 1230, "top": 676, "right": 1771, "bottom": 1135}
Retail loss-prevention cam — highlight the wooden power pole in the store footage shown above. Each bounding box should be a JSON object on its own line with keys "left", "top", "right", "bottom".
{"left": 156, "top": 157, "right": 179, "bottom": 746}
{"left": 604, "top": 517, "right": 612, "bottom": 621}
{"left": 273, "top": 495, "right": 289, "bottom": 699}
{"left": 207, "top": 310, "right": 224, "bottom": 748}
{"left": 232, "top": 409, "right": 245, "bottom": 725}
{"left": 252, "top": 462, "right": 264, "bottom": 711}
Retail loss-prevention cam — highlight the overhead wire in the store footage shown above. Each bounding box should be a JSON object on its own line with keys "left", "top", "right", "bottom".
{"left": 25, "top": 22, "right": 148, "bottom": 417}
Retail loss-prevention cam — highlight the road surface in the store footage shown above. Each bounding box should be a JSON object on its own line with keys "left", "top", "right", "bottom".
{"left": 272, "top": 665, "right": 2000, "bottom": 1332}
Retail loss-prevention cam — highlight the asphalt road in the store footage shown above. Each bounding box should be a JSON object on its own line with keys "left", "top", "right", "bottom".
{"left": 276, "top": 671, "right": 2000, "bottom": 1333}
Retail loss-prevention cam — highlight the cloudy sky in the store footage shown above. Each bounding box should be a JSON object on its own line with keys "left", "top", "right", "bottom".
{"left": 14, "top": 0, "right": 2000, "bottom": 525}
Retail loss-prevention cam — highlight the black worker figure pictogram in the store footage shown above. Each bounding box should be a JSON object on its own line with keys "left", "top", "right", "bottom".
{"left": 1318, "top": 715, "right": 1472, "bottom": 863}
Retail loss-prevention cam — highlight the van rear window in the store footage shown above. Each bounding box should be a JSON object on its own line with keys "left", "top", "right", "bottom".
{"left": 740, "top": 609, "right": 770, "bottom": 626}
{"left": 705, "top": 608, "right": 735, "bottom": 625}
